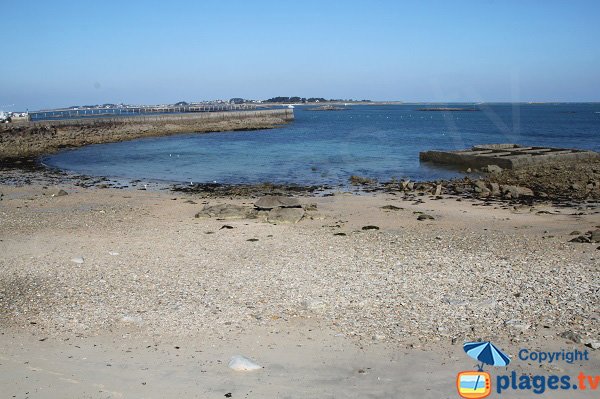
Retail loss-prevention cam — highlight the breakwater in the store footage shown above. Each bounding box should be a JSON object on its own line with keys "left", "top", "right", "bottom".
{"left": 0, "top": 109, "right": 293, "bottom": 161}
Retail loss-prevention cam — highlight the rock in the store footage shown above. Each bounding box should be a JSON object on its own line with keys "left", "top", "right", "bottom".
{"left": 334, "top": 232, "right": 347, "bottom": 236}
{"left": 255, "top": 195, "right": 300, "bottom": 210}
{"left": 590, "top": 229, "right": 600, "bottom": 243}
{"left": 466, "top": 168, "right": 472, "bottom": 173}
{"left": 473, "top": 180, "right": 488, "bottom": 191}
{"left": 228, "top": 355, "right": 262, "bottom": 371}
{"left": 585, "top": 342, "right": 600, "bottom": 350}
{"left": 267, "top": 207, "right": 304, "bottom": 224}
{"left": 195, "top": 204, "right": 255, "bottom": 220}
{"left": 70, "top": 256, "right": 84, "bottom": 264}
{"left": 302, "top": 203, "right": 318, "bottom": 211}
{"left": 417, "top": 214, "right": 434, "bottom": 221}
{"left": 501, "top": 185, "right": 534, "bottom": 198}
{"left": 361, "top": 225, "right": 380, "bottom": 230}
{"left": 559, "top": 330, "right": 582, "bottom": 344}
{"left": 434, "top": 184, "right": 442, "bottom": 196}
{"left": 489, "top": 182, "right": 501, "bottom": 196}
{"left": 53, "top": 189, "right": 68, "bottom": 197}
{"left": 380, "top": 205, "right": 402, "bottom": 211}
{"left": 569, "top": 235, "right": 591, "bottom": 243}
{"left": 483, "top": 165, "right": 503, "bottom": 173}
{"left": 569, "top": 231, "right": 581, "bottom": 235}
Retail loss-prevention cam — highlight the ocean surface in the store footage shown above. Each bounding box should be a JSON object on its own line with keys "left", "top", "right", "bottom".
{"left": 43, "top": 104, "right": 600, "bottom": 186}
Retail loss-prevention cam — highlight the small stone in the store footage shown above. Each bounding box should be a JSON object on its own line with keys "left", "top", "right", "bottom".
{"left": 570, "top": 236, "right": 591, "bottom": 243}
{"left": 109, "top": 251, "right": 119, "bottom": 256}
{"left": 585, "top": 342, "right": 600, "bottom": 350}
{"left": 417, "top": 214, "right": 434, "bottom": 221}
{"left": 70, "top": 256, "right": 84, "bottom": 264}
{"left": 569, "top": 231, "right": 581, "bottom": 235}
{"left": 228, "top": 355, "right": 262, "bottom": 371}
{"left": 380, "top": 205, "right": 402, "bottom": 211}
{"left": 483, "top": 165, "right": 503, "bottom": 173}
{"left": 559, "top": 330, "right": 582, "bottom": 344}
{"left": 361, "top": 225, "right": 380, "bottom": 230}
{"left": 53, "top": 189, "right": 68, "bottom": 197}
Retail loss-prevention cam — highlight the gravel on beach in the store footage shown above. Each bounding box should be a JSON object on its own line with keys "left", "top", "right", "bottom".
{"left": 1, "top": 183, "right": 598, "bottom": 349}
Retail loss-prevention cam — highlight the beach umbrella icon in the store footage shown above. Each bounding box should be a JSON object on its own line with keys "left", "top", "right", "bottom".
{"left": 463, "top": 341, "right": 511, "bottom": 369}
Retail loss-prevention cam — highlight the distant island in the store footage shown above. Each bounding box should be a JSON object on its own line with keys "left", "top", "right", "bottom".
{"left": 417, "top": 107, "right": 480, "bottom": 112}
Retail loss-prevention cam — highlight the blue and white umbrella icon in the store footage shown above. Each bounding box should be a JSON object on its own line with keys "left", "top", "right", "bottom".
{"left": 464, "top": 341, "right": 511, "bottom": 369}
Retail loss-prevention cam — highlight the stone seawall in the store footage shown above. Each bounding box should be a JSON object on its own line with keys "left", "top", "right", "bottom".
{"left": 0, "top": 109, "right": 293, "bottom": 161}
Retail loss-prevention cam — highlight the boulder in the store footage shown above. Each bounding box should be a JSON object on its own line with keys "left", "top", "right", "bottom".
{"left": 489, "top": 182, "right": 501, "bottom": 196}
{"left": 53, "top": 189, "right": 68, "bottom": 197}
{"left": 434, "top": 184, "right": 442, "bottom": 196}
{"left": 590, "top": 229, "right": 600, "bottom": 243}
{"left": 501, "top": 185, "right": 534, "bottom": 198}
{"left": 254, "top": 195, "right": 301, "bottom": 210}
{"left": 267, "top": 207, "right": 304, "bottom": 224}
{"left": 195, "top": 204, "right": 256, "bottom": 220}
{"left": 483, "top": 165, "right": 503, "bottom": 173}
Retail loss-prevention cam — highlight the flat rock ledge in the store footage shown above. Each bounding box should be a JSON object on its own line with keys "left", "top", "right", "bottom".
{"left": 195, "top": 195, "right": 308, "bottom": 224}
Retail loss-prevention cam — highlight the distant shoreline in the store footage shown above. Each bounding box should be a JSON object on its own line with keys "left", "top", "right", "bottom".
{"left": 0, "top": 109, "right": 293, "bottom": 162}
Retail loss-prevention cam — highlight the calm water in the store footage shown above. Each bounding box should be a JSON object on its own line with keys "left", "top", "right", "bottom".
{"left": 43, "top": 104, "right": 600, "bottom": 186}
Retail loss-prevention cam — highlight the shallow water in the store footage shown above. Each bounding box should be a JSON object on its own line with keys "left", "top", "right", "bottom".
{"left": 44, "top": 104, "right": 600, "bottom": 186}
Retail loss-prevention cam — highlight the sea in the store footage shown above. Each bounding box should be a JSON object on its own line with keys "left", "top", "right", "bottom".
{"left": 43, "top": 104, "right": 600, "bottom": 187}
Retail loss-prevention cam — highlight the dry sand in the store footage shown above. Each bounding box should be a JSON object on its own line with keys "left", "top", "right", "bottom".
{"left": 1, "top": 180, "right": 599, "bottom": 398}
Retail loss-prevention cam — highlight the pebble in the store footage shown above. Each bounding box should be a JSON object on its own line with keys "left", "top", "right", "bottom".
{"left": 70, "top": 256, "right": 84, "bottom": 264}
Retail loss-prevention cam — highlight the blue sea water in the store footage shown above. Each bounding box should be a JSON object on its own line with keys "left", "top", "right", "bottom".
{"left": 43, "top": 104, "right": 600, "bottom": 186}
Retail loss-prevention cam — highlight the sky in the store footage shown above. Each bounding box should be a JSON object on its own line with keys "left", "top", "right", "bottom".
{"left": 1, "top": 0, "right": 599, "bottom": 110}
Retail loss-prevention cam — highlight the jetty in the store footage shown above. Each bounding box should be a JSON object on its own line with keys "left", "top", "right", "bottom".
{"left": 419, "top": 144, "right": 600, "bottom": 169}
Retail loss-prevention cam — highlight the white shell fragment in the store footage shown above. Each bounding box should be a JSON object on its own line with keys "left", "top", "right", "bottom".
{"left": 70, "top": 256, "right": 84, "bottom": 264}
{"left": 109, "top": 251, "right": 119, "bottom": 256}
{"left": 228, "top": 355, "right": 262, "bottom": 371}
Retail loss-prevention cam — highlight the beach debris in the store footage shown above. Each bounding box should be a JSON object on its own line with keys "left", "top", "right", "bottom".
{"left": 228, "top": 355, "right": 262, "bottom": 371}
{"left": 254, "top": 195, "right": 301, "bottom": 210}
{"left": 267, "top": 207, "right": 304, "bottom": 224}
{"left": 417, "top": 214, "right": 434, "bottom": 221}
{"left": 361, "top": 225, "right": 380, "bottom": 230}
{"left": 334, "top": 232, "right": 347, "bottom": 236}
{"left": 70, "top": 256, "right": 84, "bottom": 264}
{"left": 380, "top": 205, "right": 403, "bottom": 211}
{"left": 108, "top": 251, "right": 119, "bottom": 256}
{"left": 195, "top": 204, "right": 256, "bottom": 220}
{"left": 220, "top": 225, "right": 234, "bottom": 230}
{"left": 246, "top": 238, "right": 259, "bottom": 242}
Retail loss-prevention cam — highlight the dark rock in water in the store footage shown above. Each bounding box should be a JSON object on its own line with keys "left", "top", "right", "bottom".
{"left": 267, "top": 207, "right": 304, "bottom": 224}
{"left": 417, "top": 214, "right": 435, "bottom": 221}
{"left": 195, "top": 204, "right": 256, "bottom": 220}
{"left": 361, "top": 225, "right": 380, "bottom": 230}
{"left": 255, "top": 195, "right": 301, "bottom": 210}
{"left": 380, "top": 205, "right": 403, "bottom": 211}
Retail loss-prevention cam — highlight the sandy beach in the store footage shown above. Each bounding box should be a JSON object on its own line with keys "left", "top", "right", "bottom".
{"left": 1, "top": 170, "right": 598, "bottom": 398}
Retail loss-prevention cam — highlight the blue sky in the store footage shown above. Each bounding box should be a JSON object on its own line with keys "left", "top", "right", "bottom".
{"left": 1, "top": 0, "right": 599, "bottom": 110}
